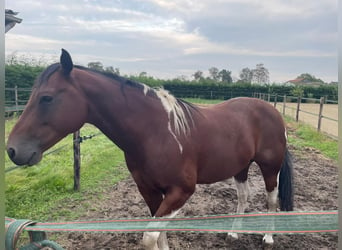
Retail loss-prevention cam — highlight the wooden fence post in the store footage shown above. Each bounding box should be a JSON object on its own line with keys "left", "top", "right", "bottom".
{"left": 317, "top": 97, "right": 324, "bottom": 131}
{"left": 274, "top": 94, "right": 277, "bottom": 108}
{"left": 296, "top": 96, "right": 301, "bottom": 122}
{"left": 73, "top": 130, "right": 81, "bottom": 191}
{"left": 283, "top": 95, "right": 286, "bottom": 115}
{"left": 14, "top": 85, "right": 18, "bottom": 112}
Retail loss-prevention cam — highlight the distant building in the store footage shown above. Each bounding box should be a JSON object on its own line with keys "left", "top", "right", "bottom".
{"left": 5, "top": 9, "right": 22, "bottom": 33}
{"left": 284, "top": 77, "right": 323, "bottom": 87}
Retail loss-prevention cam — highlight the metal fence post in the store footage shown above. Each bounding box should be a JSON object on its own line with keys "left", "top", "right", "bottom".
{"left": 274, "top": 94, "right": 277, "bottom": 108}
{"left": 283, "top": 95, "right": 286, "bottom": 115}
{"left": 317, "top": 97, "right": 324, "bottom": 131}
{"left": 73, "top": 130, "right": 81, "bottom": 191}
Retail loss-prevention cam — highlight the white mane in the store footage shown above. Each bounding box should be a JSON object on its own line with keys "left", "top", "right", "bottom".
{"left": 143, "top": 88, "right": 193, "bottom": 153}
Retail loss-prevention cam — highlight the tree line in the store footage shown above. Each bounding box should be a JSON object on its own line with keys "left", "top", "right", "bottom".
{"left": 5, "top": 54, "right": 337, "bottom": 105}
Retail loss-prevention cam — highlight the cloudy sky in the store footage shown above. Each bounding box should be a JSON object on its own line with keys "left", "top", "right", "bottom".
{"left": 5, "top": 0, "right": 337, "bottom": 83}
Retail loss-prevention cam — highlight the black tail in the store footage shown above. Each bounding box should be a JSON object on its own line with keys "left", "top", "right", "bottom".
{"left": 278, "top": 148, "right": 294, "bottom": 211}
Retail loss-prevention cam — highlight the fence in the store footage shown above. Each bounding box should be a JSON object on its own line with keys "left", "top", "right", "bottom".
{"left": 5, "top": 211, "right": 338, "bottom": 250}
{"left": 5, "top": 87, "right": 31, "bottom": 113}
{"left": 254, "top": 93, "right": 338, "bottom": 139}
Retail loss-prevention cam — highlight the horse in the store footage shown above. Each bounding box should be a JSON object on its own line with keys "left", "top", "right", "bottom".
{"left": 7, "top": 49, "right": 293, "bottom": 250}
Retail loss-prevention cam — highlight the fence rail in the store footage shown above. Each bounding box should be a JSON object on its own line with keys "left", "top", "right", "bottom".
{"left": 254, "top": 93, "right": 338, "bottom": 139}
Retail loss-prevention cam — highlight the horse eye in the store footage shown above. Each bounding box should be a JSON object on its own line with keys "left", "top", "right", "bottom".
{"left": 39, "top": 96, "right": 53, "bottom": 104}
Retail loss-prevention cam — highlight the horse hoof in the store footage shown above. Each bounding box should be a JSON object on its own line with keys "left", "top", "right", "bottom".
{"left": 262, "top": 235, "right": 274, "bottom": 250}
{"left": 142, "top": 232, "right": 160, "bottom": 250}
{"left": 262, "top": 243, "right": 274, "bottom": 250}
{"left": 227, "top": 232, "right": 239, "bottom": 240}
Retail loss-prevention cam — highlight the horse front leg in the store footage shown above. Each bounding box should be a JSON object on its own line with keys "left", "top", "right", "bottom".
{"left": 142, "top": 209, "right": 180, "bottom": 250}
{"left": 142, "top": 186, "right": 194, "bottom": 250}
{"left": 135, "top": 186, "right": 164, "bottom": 250}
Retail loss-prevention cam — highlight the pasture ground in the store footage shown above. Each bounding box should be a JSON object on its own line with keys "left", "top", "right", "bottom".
{"left": 52, "top": 133, "right": 337, "bottom": 249}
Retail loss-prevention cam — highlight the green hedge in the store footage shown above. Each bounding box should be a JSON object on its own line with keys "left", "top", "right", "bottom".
{"left": 5, "top": 63, "right": 338, "bottom": 106}
{"left": 163, "top": 83, "right": 338, "bottom": 102}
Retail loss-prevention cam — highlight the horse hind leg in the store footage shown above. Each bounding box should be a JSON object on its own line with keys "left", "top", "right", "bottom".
{"left": 260, "top": 168, "right": 280, "bottom": 246}
{"left": 228, "top": 166, "right": 250, "bottom": 240}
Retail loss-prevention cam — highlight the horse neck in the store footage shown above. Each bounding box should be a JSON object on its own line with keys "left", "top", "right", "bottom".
{"left": 77, "top": 70, "right": 165, "bottom": 154}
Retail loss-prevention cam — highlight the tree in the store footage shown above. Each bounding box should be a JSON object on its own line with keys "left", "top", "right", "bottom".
{"left": 87, "top": 61, "right": 104, "bottom": 71}
{"left": 251, "top": 63, "right": 269, "bottom": 84}
{"left": 139, "top": 71, "right": 148, "bottom": 78}
{"left": 218, "top": 69, "right": 232, "bottom": 83}
{"left": 297, "top": 73, "right": 324, "bottom": 83}
{"left": 193, "top": 70, "right": 204, "bottom": 81}
{"left": 239, "top": 67, "right": 253, "bottom": 83}
{"left": 208, "top": 67, "right": 220, "bottom": 81}
{"left": 105, "top": 66, "right": 120, "bottom": 75}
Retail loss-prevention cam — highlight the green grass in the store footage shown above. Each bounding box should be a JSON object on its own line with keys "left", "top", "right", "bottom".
{"left": 5, "top": 119, "right": 128, "bottom": 221}
{"left": 284, "top": 116, "right": 337, "bottom": 161}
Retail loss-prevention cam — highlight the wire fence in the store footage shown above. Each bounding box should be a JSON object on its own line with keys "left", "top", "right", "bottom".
{"left": 254, "top": 93, "right": 338, "bottom": 140}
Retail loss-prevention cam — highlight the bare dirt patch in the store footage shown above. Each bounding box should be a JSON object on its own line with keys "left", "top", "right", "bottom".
{"left": 54, "top": 146, "right": 337, "bottom": 250}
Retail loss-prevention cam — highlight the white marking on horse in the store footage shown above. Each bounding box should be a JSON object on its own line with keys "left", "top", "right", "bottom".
{"left": 143, "top": 209, "right": 181, "bottom": 250}
{"left": 262, "top": 172, "right": 280, "bottom": 245}
{"left": 228, "top": 179, "right": 250, "bottom": 239}
{"left": 284, "top": 127, "right": 288, "bottom": 140}
{"left": 168, "top": 123, "right": 183, "bottom": 153}
{"left": 155, "top": 88, "right": 192, "bottom": 153}
{"left": 143, "top": 85, "right": 150, "bottom": 96}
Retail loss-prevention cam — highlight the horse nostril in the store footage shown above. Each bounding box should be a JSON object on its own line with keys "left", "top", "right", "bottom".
{"left": 7, "top": 147, "right": 16, "bottom": 160}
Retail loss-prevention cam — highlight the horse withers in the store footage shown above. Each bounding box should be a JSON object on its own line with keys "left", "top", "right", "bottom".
{"left": 7, "top": 49, "right": 293, "bottom": 249}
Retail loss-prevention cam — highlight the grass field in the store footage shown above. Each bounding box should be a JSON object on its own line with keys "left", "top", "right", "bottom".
{"left": 5, "top": 119, "right": 128, "bottom": 220}
{"left": 4, "top": 98, "right": 337, "bottom": 222}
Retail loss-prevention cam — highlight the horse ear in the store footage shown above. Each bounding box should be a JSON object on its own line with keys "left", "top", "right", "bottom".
{"left": 60, "top": 48, "right": 73, "bottom": 76}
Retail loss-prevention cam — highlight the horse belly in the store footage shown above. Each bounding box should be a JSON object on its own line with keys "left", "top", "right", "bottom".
{"left": 196, "top": 150, "right": 250, "bottom": 184}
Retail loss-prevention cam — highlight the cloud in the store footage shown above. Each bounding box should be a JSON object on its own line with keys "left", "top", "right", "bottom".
{"left": 183, "top": 43, "right": 335, "bottom": 58}
{"left": 141, "top": 0, "right": 205, "bottom": 13}
{"left": 5, "top": 0, "right": 337, "bottom": 82}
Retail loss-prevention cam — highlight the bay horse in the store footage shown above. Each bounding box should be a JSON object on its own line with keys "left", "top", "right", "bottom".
{"left": 7, "top": 49, "right": 293, "bottom": 249}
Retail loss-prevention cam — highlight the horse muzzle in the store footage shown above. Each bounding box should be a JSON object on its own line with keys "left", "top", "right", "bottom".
{"left": 6, "top": 143, "right": 42, "bottom": 166}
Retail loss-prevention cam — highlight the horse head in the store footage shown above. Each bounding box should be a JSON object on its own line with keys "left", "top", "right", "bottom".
{"left": 7, "top": 49, "right": 88, "bottom": 165}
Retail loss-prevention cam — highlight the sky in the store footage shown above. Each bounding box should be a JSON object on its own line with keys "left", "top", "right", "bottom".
{"left": 5, "top": 0, "right": 338, "bottom": 83}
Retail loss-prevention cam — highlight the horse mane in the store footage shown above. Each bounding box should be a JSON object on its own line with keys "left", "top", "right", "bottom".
{"left": 35, "top": 63, "right": 60, "bottom": 87}
{"left": 78, "top": 66, "right": 201, "bottom": 136}
{"left": 74, "top": 65, "right": 145, "bottom": 92}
